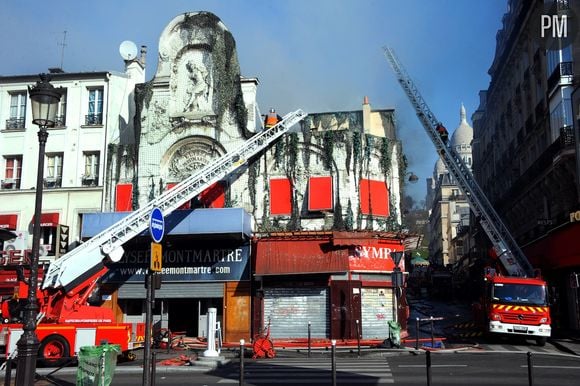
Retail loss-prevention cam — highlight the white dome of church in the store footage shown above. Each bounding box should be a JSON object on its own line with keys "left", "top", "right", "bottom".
{"left": 451, "top": 104, "right": 473, "bottom": 146}
{"left": 434, "top": 157, "right": 446, "bottom": 178}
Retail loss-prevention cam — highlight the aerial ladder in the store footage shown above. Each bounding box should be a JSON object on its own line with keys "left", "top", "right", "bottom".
{"left": 383, "top": 47, "right": 533, "bottom": 278}
{"left": 42, "top": 109, "right": 307, "bottom": 293}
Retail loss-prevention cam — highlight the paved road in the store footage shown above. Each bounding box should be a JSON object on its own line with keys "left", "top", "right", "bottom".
{"left": 18, "top": 351, "right": 580, "bottom": 385}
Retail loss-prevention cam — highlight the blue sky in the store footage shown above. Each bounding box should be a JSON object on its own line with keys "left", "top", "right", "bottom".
{"left": 0, "top": 0, "right": 507, "bottom": 206}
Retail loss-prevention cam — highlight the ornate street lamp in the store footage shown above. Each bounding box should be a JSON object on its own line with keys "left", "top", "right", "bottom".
{"left": 406, "top": 172, "right": 419, "bottom": 183}
{"left": 15, "top": 74, "right": 61, "bottom": 386}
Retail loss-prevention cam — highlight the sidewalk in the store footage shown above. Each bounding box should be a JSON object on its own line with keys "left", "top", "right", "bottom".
{"left": 549, "top": 330, "right": 580, "bottom": 356}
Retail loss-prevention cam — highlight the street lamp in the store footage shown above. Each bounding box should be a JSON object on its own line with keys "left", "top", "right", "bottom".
{"left": 15, "top": 74, "right": 61, "bottom": 386}
{"left": 406, "top": 172, "right": 419, "bottom": 183}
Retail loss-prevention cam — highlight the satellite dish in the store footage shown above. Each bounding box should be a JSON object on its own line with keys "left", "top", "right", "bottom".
{"left": 119, "top": 40, "right": 138, "bottom": 61}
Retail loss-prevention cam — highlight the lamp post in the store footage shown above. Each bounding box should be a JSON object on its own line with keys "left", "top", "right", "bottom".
{"left": 390, "top": 251, "right": 404, "bottom": 323}
{"left": 406, "top": 172, "right": 419, "bottom": 183}
{"left": 15, "top": 74, "right": 61, "bottom": 386}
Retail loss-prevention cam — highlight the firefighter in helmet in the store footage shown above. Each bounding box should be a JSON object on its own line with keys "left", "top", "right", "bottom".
{"left": 264, "top": 108, "right": 282, "bottom": 129}
{"left": 436, "top": 122, "right": 449, "bottom": 144}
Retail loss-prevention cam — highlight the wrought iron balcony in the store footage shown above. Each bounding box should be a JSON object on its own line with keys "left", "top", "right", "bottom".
{"left": 547, "top": 62, "right": 573, "bottom": 92}
{"left": 44, "top": 177, "right": 62, "bottom": 189}
{"left": 54, "top": 115, "right": 66, "bottom": 127}
{"left": 5, "top": 118, "right": 25, "bottom": 130}
{"left": 84, "top": 113, "right": 103, "bottom": 126}
{"left": 1, "top": 178, "right": 21, "bottom": 190}
{"left": 560, "top": 125, "right": 575, "bottom": 147}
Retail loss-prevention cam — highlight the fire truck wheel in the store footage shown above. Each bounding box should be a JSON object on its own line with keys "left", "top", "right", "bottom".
{"left": 38, "top": 334, "right": 70, "bottom": 367}
{"left": 536, "top": 337, "right": 547, "bottom": 347}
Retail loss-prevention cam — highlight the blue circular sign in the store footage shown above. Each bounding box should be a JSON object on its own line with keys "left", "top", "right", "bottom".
{"left": 149, "top": 207, "right": 164, "bottom": 243}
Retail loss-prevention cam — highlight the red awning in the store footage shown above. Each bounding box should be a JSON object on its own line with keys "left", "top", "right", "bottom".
{"left": 0, "top": 214, "right": 18, "bottom": 230}
{"left": 30, "top": 213, "right": 59, "bottom": 227}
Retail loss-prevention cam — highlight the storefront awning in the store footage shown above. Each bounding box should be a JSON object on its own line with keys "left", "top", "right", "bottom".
{"left": 30, "top": 213, "right": 59, "bottom": 227}
{"left": 81, "top": 208, "right": 252, "bottom": 240}
{"left": 0, "top": 214, "right": 18, "bottom": 230}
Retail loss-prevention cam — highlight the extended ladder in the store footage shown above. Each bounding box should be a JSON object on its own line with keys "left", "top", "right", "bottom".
{"left": 42, "top": 109, "right": 307, "bottom": 291}
{"left": 383, "top": 47, "right": 533, "bottom": 278}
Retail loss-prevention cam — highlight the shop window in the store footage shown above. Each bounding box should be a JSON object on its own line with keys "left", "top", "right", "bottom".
{"left": 115, "top": 183, "right": 133, "bottom": 212}
{"left": 308, "top": 176, "right": 333, "bottom": 211}
{"left": 270, "top": 178, "right": 292, "bottom": 215}
{"left": 359, "top": 179, "right": 389, "bottom": 217}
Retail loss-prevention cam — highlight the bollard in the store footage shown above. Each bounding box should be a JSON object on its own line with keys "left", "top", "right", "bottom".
{"left": 426, "top": 350, "right": 432, "bottom": 386}
{"left": 239, "top": 339, "right": 245, "bottom": 386}
{"left": 4, "top": 358, "right": 12, "bottom": 386}
{"left": 308, "top": 321, "right": 312, "bottom": 358}
{"left": 430, "top": 316, "right": 434, "bottom": 348}
{"left": 151, "top": 352, "right": 156, "bottom": 386}
{"left": 356, "top": 319, "right": 361, "bottom": 357}
{"left": 331, "top": 340, "right": 337, "bottom": 386}
{"left": 527, "top": 351, "right": 533, "bottom": 386}
{"left": 415, "top": 317, "right": 420, "bottom": 350}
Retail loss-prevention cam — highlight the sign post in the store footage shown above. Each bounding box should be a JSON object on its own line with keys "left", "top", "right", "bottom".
{"left": 144, "top": 208, "right": 164, "bottom": 386}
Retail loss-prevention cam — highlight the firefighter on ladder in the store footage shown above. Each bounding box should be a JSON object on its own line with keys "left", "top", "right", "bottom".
{"left": 436, "top": 122, "right": 449, "bottom": 144}
{"left": 264, "top": 108, "right": 282, "bottom": 129}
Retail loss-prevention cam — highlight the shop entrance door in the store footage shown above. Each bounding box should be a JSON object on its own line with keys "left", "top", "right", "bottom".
{"left": 167, "top": 298, "right": 223, "bottom": 338}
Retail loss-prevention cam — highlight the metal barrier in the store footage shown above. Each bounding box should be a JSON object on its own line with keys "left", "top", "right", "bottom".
{"left": 415, "top": 316, "right": 445, "bottom": 349}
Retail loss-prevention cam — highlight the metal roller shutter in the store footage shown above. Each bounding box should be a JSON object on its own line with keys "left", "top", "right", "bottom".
{"left": 361, "top": 287, "right": 394, "bottom": 339}
{"left": 117, "top": 282, "right": 224, "bottom": 299}
{"left": 263, "top": 287, "right": 329, "bottom": 339}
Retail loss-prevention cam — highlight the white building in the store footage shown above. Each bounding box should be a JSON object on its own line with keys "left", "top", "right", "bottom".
{"left": 0, "top": 51, "right": 146, "bottom": 262}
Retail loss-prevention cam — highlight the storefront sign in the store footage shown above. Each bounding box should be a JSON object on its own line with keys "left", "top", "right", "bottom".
{"left": 348, "top": 245, "right": 405, "bottom": 272}
{"left": 104, "top": 244, "right": 251, "bottom": 283}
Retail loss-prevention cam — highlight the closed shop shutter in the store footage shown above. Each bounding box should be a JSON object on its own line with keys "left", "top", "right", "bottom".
{"left": 117, "top": 282, "right": 224, "bottom": 299}
{"left": 263, "top": 287, "right": 329, "bottom": 339}
{"left": 360, "top": 287, "right": 394, "bottom": 339}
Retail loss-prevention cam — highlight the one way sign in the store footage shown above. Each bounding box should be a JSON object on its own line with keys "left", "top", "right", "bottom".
{"left": 56, "top": 224, "right": 70, "bottom": 258}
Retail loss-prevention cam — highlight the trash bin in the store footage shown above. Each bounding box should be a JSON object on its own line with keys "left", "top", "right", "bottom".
{"left": 387, "top": 321, "right": 401, "bottom": 347}
{"left": 76, "top": 344, "right": 121, "bottom": 386}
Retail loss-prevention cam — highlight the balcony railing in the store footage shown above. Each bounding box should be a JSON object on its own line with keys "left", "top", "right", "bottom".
{"left": 44, "top": 177, "right": 62, "bottom": 189}
{"left": 1, "top": 179, "right": 21, "bottom": 190}
{"left": 560, "top": 125, "right": 575, "bottom": 147}
{"left": 54, "top": 115, "right": 66, "bottom": 127}
{"left": 547, "top": 62, "right": 573, "bottom": 92}
{"left": 85, "top": 113, "right": 103, "bottom": 126}
{"left": 5, "top": 118, "right": 25, "bottom": 130}
{"left": 82, "top": 175, "right": 99, "bottom": 186}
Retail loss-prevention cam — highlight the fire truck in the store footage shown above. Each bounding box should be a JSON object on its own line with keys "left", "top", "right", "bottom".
{"left": 384, "top": 48, "right": 551, "bottom": 345}
{"left": 0, "top": 109, "right": 307, "bottom": 364}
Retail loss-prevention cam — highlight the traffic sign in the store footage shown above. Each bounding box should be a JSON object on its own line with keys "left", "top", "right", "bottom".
{"left": 149, "top": 207, "right": 164, "bottom": 243}
{"left": 151, "top": 242, "right": 162, "bottom": 272}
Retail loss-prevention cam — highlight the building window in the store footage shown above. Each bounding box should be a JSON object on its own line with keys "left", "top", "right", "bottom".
{"left": 44, "top": 153, "right": 63, "bottom": 188}
{"left": 2, "top": 156, "right": 22, "bottom": 189}
{"left": 86, "top": 88, "right": 103, "bottom": 125}
{"left": 196, "top": 181, "right": 226, "bottom": 209}
{"left": 270, "top": 178, "right": 292, "bottom": 215}
{"left": 6, "top": 92, "right": 26, "bottom": 129}
{"left": 549, "top": 98, "right": 573, "bottom": 141}
{"left": 359, "top": 179, "right": 389, "bottom": 217}
{"left": 82, "top": 151, "right": 99, "bottom": 186}
{"left": 55, "top": 89, "right": 67, "bottom": 127}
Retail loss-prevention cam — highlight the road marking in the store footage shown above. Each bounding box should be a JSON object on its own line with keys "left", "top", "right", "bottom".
{"left": 519, "top": 365, "right": 580, "bottom": 370}
{"left": 398, "top": 364, "right": 468, "bottom": 368}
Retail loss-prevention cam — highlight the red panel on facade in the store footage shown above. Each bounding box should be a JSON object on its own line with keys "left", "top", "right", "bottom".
{"left": 199, "top": 182, "right": 225, "bottom": 208}
{"left": 115, "top": 183, "right": 133, "bottom": 212}
{"left": 308, "top": 176, "right": 333, "bottom": 211}
{"left": 270, "top": 178, "right": 292, "bottom": 215}
{"left": 254, "top": 237, "right": 348, "bottom": 275}
{"left": 359, "top": 179, "right": 389, "bottom": 217}
{"left": 524, "top": 222, "right": 580, "bottom": 270}
{"left": 0, "top": 214, "right": 17, "bottom": 229}
{"left": 166, "top": 183, "right": 191, "bottom": 210}
{"left": 30, "top": 213, "right": 59, "bottom": 227}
